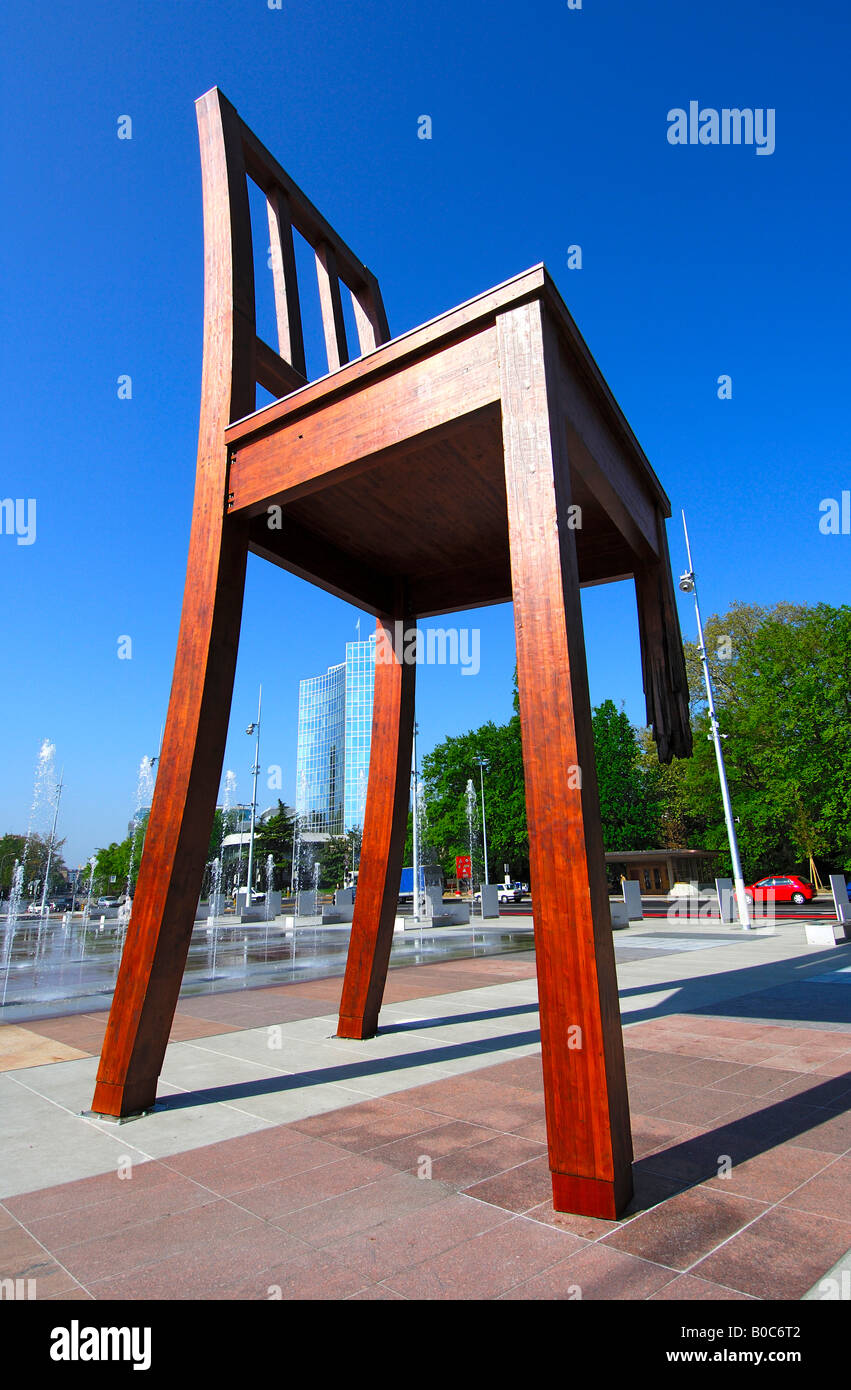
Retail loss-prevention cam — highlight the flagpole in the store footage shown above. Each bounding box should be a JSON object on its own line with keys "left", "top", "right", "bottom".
{"left": 679, "top": 515, "right": 752, "bottom": 930}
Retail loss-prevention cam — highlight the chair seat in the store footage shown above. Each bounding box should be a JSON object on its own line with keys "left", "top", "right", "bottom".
{"left": 226, "top": 264, "right": 669, "bottom": 619}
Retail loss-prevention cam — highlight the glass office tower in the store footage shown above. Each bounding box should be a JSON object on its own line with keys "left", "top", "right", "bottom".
{"left": 295, "top": 635, "right": 375, "bottom": 837}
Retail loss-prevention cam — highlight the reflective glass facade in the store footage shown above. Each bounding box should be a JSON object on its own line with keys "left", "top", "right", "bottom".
{"left": 344, "top": 638, "right": 375, "bottom": 832}
{"left": 295, "top": 636, "right": 375, "bottom": 836}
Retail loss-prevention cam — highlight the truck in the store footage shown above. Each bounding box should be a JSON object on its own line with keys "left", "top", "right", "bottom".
{"left": 398, "top": 865, "right": 444, "bottom": 900}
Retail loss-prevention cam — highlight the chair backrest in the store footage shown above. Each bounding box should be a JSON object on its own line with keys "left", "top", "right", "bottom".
{"left": 196, "top": 87, "right": 390, "bottom": 424}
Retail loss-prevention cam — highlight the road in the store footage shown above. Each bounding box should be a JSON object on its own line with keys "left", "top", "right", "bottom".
{"left": 498, "top": 896, "right": 840, "bottom": 923}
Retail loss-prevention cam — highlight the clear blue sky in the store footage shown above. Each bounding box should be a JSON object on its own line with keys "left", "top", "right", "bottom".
{"left": 2, "top": 0, "right": 849, "bottom": 867}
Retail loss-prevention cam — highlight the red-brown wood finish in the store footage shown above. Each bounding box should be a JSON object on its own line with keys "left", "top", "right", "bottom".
{"left": 92, "top": 90, "right": 693, "bottom": 1222}
{"left": 498, "top": 298, "right": 633, "bottom": 1218}
{"left": 92, "top": 88, "right": 392, "bottom": 1119}
{"left": 91, "top": 89, "right": 256, "bottom": 1117}
{"left": 337, "top": 614, "right": 416, "bottom": 1039}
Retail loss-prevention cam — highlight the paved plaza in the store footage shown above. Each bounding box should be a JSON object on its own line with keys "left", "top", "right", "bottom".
{"left": 1, "top": 917, "right": 850, "bottom": 1301}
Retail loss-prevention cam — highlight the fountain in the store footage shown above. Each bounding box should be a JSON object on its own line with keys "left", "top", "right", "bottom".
{"left": 82, "top": 856, "right": 96, "bottom": 925}
{"left": 0, "top": 860, "right": 22, "bottom": 1006}
{"left": 265, "top": 852, "right": 275, "bottom": 922}
{"left": 291, "top": 769, "right": 307, "bottom": 895}
{"left": 207, "top": 769, "right": 237, "bottom": 977}
{"left": 124, "top": 755, "right": 156, "bottom": 915}
{"left": 2, "top": 740, "right": 58, "bottom": 1005}
{"left": 414, "top": 775, "right": 434, "bottom": 920}
{"left": 208, "top": 856, "right": 223, "bottom": 920}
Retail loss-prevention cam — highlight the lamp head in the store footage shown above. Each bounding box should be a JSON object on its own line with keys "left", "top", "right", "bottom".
{"left": 678, "top": 572, "right": 695, "bottom": 593}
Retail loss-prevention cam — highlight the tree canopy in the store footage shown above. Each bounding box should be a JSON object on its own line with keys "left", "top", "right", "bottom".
{"left": 663, "top": 600, "right": 851, "bottom": 879}
{"left": 0, "top": 831, "right": 68, "bottom": 895}
{"left": 253, "top": 800, "right": 297, "bottom": 889}
{"left": 415, "top": 601, "right": 851, "bottom": 887}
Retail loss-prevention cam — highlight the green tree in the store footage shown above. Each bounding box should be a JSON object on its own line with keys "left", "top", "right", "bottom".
{"left": 0, "top": 833, "right": 27, "bottom": 893}
{"left": 253, "top": 801, "right": 296, "bottom": 887}
{"left": 637, "top": 729, "right": 697, "bottom": 850}
{"left": 678, "top": 601, "right": 851, "bottom": 879}
{"left": 92, "top": 838, "right": 134, "bottom": 897}
{"left": 0, "top": 831, "right": 68, "bottom": 896}
{"left": 591, "top": 700, "right": 659, "bottom": 852}
{"left": 318, "top": 836, "right": 348, "bottom": 889}
{"left": 420, "top": 717, "right": 529, "bottom": 883}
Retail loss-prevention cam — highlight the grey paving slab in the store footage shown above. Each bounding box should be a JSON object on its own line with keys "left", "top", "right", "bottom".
{"left": 158, "top": 1049, "right": 292, "bottom": 1092}
{"left": 80, "top": 1094, "right": 278, "bottom": 1160}
{"left": 199, "top": 1080, "right": 375, "bottom": 1127}
{"left": 2, "top": 1057, "right": 101, "bottom": 1113}
{"left": 801, "top": 1246, "right": 851, "bottom": 1300}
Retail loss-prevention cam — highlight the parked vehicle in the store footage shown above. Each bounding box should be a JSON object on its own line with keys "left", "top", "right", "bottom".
{"left": 399, "top": 865, "right": 444, "bottom": 900}
{"left": 744, "top": 875, "right": 814, "bottom": 906}
{"left": 499, "top": 884, "right": 523, "bottom": 902}
{"left": 474, "top": 884, "right": 522, "bottom": 904}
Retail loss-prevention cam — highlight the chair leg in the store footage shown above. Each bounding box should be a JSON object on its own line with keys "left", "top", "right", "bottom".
{"left": 337, "top": 615, "right": 416, "bottom": 1039}
{"left": 498, "top": 299, "right": 634, "bottom": 1219}
{"left": 90, "top": 517, "right": 249, "bottom": 1118}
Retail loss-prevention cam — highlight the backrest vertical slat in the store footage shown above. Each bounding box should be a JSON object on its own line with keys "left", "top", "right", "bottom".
{"left": 315, "top": 240, "right": 350, "bottom": 372}
{"left": 351, "top": 273, "right": 391, "bottom": 355}
{"left": 196, "top": 89, "right": 257, "bottom": 428}
{"left": 202, "top": 88, "right": 389, "bottom": 400}
{"left": 362, "top": 273, "right": 391, "bottom": 347}
{"left": 266, "top": 187, "right": 307, "bottom": 379}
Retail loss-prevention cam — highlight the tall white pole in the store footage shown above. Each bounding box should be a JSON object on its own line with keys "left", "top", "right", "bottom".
{"left": 681, "top": 515, "right": 752, "bottom": 930}
{"left": 475, "top": 757, "right": 490, "bottom": 885}
{"left": 412, "top": 720, "right": 420, "bottom": 921}
{"left": 246, "top": 686, "right": 262, "bottom": 899}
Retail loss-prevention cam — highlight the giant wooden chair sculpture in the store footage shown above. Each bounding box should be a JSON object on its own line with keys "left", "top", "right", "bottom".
{"left": 91, "top": 88, "right": 691, "bottom": 1219}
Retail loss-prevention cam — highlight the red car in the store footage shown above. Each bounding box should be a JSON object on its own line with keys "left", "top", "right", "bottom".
{"left": 745, "top": 875, "right": 814, "bottom": 906}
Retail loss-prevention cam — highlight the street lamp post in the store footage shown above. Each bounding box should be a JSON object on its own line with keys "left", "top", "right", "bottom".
{"left": 411, "top": 720, "right": 421, "bottom": 922}
{"left": 679, "top": 514, "right": 752, "bottom": 930}
{"left": 245, "top": 687, "right": 262, "bottom": 902}
{"left": 474, "top": 755, "right": 490, "bottom": 886}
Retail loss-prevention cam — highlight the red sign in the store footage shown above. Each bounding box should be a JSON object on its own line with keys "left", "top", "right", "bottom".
{"left": 456, "top": 855, "right": 472, "bottom": 880}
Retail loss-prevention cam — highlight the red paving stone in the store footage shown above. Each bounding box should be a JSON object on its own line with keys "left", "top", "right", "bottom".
{"left": 692, "top": 1206, "right": 851, "bottom": 1300}
{"left": 600, "top": 1186, "right": 768, "bottom": 1270}
{"left": 328, "top": 1194, "right": 512, "bottom": 1284}
{"left": 649, "top": 1274, "right": 756, "bottom": 1300}
{"left": 702, "top": 1143, "right": 837, "bottom": 1203}
{"left": 778, "top": 1152, "right": 851, "bottom": 1220}
{"left": 163, "top": 1134, "right": 348, "bottom": 1195}
{"left": 381, "top": 1216, "right": 582, "bottom": 1300}
{"left": 425, "top": 1134, "right": 547, "bottom": 1189}
{"left": 235, "top": 1154, "right": 400, "bottom": 1221}
{"left": 2, "top": 983, "right": 850, "bottom": 1300}
{"left": 500, "top": 1241, "right": 676, "bottom": 1301}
